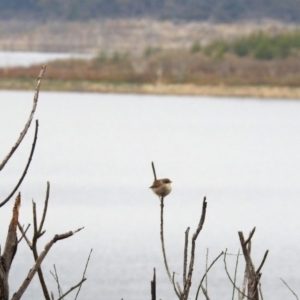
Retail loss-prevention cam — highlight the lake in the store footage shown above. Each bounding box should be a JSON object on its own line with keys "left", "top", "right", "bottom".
{"left": 0, "top": 51, "right": 91, "bottom": 67}
{"left": 0, "top": 90, "right": 300, "bottom": 300}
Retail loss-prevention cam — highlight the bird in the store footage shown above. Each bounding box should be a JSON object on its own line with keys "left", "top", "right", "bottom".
{"left": 150, "top": 178, "right": 172, "bottom": 198}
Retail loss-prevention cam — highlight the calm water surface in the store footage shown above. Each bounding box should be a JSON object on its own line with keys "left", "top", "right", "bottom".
{"left": 0, "top": 51, "right": 91, "bottom": 67}
{"left": 0, "top": 91, "right": 300, "bottom": 299}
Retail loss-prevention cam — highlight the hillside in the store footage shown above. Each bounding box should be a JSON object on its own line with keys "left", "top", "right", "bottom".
{"left": 1, "top": 0, "right": 300, "bottom": 23}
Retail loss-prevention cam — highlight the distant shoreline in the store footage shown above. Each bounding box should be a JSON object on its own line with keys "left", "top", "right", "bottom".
{"left": 1, "top": 79, "right": 300, "bottom": 99}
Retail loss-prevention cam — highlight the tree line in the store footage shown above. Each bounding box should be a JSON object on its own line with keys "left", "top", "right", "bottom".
{"left": 1, "top": 0, "right": 300, "bottom": 22}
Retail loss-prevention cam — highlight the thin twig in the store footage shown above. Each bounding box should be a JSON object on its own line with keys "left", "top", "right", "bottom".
{"left": 183, "top": 197, "right": 207, "bottom": 300}
{"left": 223, "top": 249, "right": 252, "bottom": 300}
{"left": 151, "top": 161, "right": 157, "bottom": 180}
{"left": 195, "top": 251, "right": 223, "bottom": 300}
{"left": 232, "top": 249, "right": 240, "bottom": 300}
{"left": 258, "top": 283, "right": 264, "bottom": 300}
{"left": 50, "top": 265, "right": 64, "bottom": 298}
{"left": 11, "top": 227, "right": 84, "bottom": 300}
{"left": 256, "top": 250, "right": 269, "bottom": 275}
{"left": 38, "top": 181, "right": 50, "bottom": 235}
{"left": 280, "top": 278, "right": 299, "bottom": 300}
{"left": 183, "top": 227, "right": 190, "bottom": 287}
{"left": 239, "top": 262, "right": 248, "bottom": 300}
{"left": 201, "top": 285, "right": 210, "bottom": 300}
{"left": 0, "top": 120, "right": 39, "bottom": 207}
{"left": 151, "top": 268, "right": 156, "bottom": 300}
{"left": 205, "top": 248, "right": 209, "bottom": 293}
{"left": 172, "top": 272, "right": 181, "bottom": 299}
{"left": 18, "top": 224, "right": 31, "bottom": 244}
{"left": 18, "top": 222, "right": 32, "bottom": 249}
{"left": 57, "top": 278, "right": 87, "bottom": 300}
{"left": 159, "top": 196, "right": 180, "bottom": 298}
{"left": 244, "top": 227, "right": 256, "bottom": 246}
{"left": 32, "top": 195, "right": 51, "bottom": 300}
{"left": 0, "top": 65, "right": 46, "bottom": 172}
{"left": 32, "top": 200, "right": 38, "bottom": 243}
{"left": 74, "top": 248, "right": 93, "bottom": 300}
{"left": 160, "top": 197, "right": 172, "bottom": 281}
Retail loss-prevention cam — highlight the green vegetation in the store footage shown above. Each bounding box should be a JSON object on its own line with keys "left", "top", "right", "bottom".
{"left": 190, "top": 41, "right": 201, "bottom": 54}
{"left": 203, "top": 40, "right": 228, "bottom": 59}
{"left": 203, "top": 30, "right": 300, "bottom": 60}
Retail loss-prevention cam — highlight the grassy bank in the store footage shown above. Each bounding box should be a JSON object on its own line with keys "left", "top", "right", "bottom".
{"left": 2, "top": 77, "right": 300, "bottom": 99}
{"left": 2, "top": 34, "right": 300, "bottom": 99}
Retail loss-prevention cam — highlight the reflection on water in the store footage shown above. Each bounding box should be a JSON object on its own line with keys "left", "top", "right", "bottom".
{"left": 0, "top": 91, "right": 300, "bottom": 299}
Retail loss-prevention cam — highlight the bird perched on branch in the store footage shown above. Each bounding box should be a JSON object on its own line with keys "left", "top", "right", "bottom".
{"left": 150, "top": 178, "right": 172, "bottom": 198}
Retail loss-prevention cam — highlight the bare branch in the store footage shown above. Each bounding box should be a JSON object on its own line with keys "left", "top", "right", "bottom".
{"left": 223, "top": 249, "right": 252, "bottom": 300}
{"left": 183, "top": 197, "right": 207, "bottom": 300}
{"left": 57, "top": 278, "right": 87, "bottom": 300}
{"left": 195, "top": 251, "right": 223, "bottom": 300}
{"left": 31, "top": 197, "right": 51, "bottom": 300}
{"left": 0, "top": 119, "right": 39, "bottom": 208}
{"left": 256, "top": 250, "right": 269, "bottom": 275}
{"left": 232, "top": 249, "right": 240, "bottom": 300}
{"left": 205, "top": 248, "right": 208, "bottom": 293}
{"left": 159, "top": 197, "right": 172, "bottom": 282}
{"left": 258, "top": 283, "right": 264, "bottom": 300}
{"left": 74, "top": 248, "right": 93, "bottom": 300}
{"left": 18, "top": 222, "right": 32, "bottom": 249}
{"left": 151, "top": 268, "right": 156, "bottom": 300}
{"left": 280, "top": 278, "right": 299, "bottom": 300}
{"left": 183, "top": 227, "right": 190, "bottom": 287}
{"left": 32, "top": 200, "right": 38, "bottom": 242}
{"left": 172, "top": 272, "right": 181, "bottom": 299}
{"left": 11, "top": 227, "right": 84, "bottom": 300}
{"left": 2, "top": 193, "right": 21, "bottom": 274}
{"left": 244, "top": 227, "right": 256, "bottom": 247}
{"left": 0, "top": 65, "right": 46, "bottom": 172}
{"left": 201, "top": 285, "right": 210, "bottom": 300}
{"left": 17, "top": 224, "right": 31, "bottom": 244}
{"left": 239, "top": 263, "right": 248, "bottom": 300}
{"left": 38, "top": 182, "right": 50, "bottom": 235}
{"left": 50, "top": 265, "right": 63, "bottom": 298}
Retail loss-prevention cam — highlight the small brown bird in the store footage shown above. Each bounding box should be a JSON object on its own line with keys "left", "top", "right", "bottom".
{"left": 150, "top": 178, "right": 172, "bottom": 198}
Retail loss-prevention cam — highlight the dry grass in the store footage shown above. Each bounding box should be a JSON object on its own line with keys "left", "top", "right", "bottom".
{"left": 1, "top": 51, "right": 300, "bottom": 99}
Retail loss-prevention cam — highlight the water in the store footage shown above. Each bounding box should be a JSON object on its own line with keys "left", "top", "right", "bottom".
{"left": 0, "top": 51, "right": 92, "bottom": 67}
{"left": 0, "top": 91, "right": 300, "bottom": 299}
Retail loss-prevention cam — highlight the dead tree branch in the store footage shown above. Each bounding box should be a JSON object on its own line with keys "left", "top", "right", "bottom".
{"left": 195, "top": 251, "right": 223, "bottom": 300}
{"left": 50, "top": 265, "right": 63, "bottom": 298}
{"left": 223, "top": 249, "right": 251, "bottom": 300}
{"left": 0, "top": 120, "right": 39, "bottom": 208}
{"left": 74, "top": 248, "right": 93, "bottom": 300}
{"left": 17, "top": 224, "right": 31, "bottom": 244}
{"left": 201, "top": 285, "right": 210, "bottom": 300}
{"left": 160, "top": 197, "right": 181, "bottom": 299}
{"left": 238, "top": 228, "right": 269, "bottom": 300}
{"left": 11, "top": 227, "right": 84, "bottom": 300}
{"left": 183, "top": 227, "right": 190, "bottom": 287}
{"left": 182, "top": 197, "right": 207, "bottom": 300}
{"left": 151, "top": 268, "right": 156, "bottom": 300}
{"left": 57, "top": 278, "right": 86, "bottom": 300}
{"left": 232, "top": 249, "right": 240, "bottom": 300}
{"left": 0, "top": 193, "right": 21, "bottom": 300}
{"left": 280, "top": 278, "right": 299, "bottom": 300}
{"left": 0, "top": 65, "right": 46, "bottom": 172}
